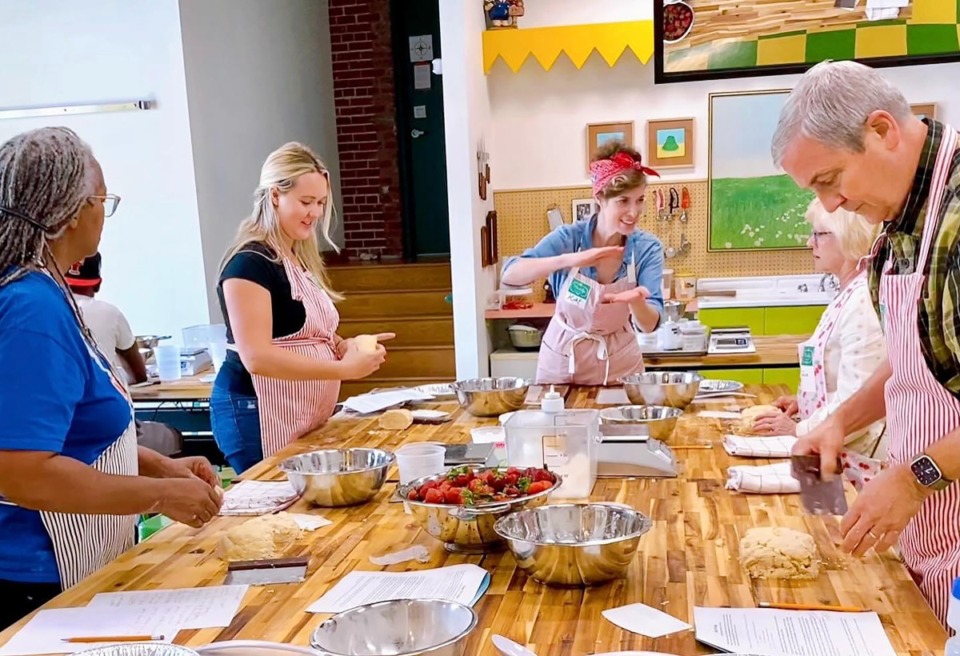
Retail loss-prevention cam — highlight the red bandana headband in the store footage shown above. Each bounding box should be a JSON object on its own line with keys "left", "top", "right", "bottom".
{"left": 589, "top": 151, "right": 659, "bottom": 196}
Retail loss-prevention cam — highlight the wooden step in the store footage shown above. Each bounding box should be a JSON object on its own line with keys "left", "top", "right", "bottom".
{"left": 327, "top": 262, "right": 451, "bottom": 293}
{"left": 376, "top": 345, "right": 455, "bottom": 379}
{"left": 337, "top": 290, "right": 452, "bottom": 318}
{"left": 337, "top": 377, "right": 456, "bottom": 401}
{"left": 338, "top": 316, "right": 454, "bottom": 347}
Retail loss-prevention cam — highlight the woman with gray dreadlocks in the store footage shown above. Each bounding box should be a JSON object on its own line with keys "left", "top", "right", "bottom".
{"left": 0, "top": 127, "right": 223, "bottom": 628}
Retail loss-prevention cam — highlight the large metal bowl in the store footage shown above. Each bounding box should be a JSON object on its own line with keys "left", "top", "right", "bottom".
{"left": 451, "top": 377, "right": 530, "bottom": 417}
{"left": 620, "top": 371, "right": 702, "bottom": 409}
{"left": 598, "top": 405, "right": 683, "bottom": 441}
{"left": 395, "top": 468, "right": 561, "bottom": 553}
{"left": 279, "top": 448, "right": 394, "bottom": 507}
{"left": 494, "top": 503, "right": 652, "bottom": 586}
{"left": 310, "top": 599, "right": 478, "bottom": 656}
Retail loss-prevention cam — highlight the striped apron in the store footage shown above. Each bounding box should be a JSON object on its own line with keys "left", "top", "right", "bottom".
{"left": 536, "top": 253, "right": 644, "bottom": 386}
{"left": 249, "top": 257, "right": 340, "bottom": 458}
{"left": 881, "top": 123, "right": 960, "bottom": 626}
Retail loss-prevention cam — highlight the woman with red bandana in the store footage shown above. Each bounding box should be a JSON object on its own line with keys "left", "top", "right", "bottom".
{"left": 501, "top": 142, "right": 664, "bottom": 385}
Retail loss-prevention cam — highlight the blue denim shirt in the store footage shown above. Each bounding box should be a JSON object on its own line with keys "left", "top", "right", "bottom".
{"left": 502, "top": 216, "right": 665, "bottom": 317}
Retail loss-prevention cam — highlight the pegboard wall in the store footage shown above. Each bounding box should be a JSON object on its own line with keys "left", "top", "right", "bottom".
{"left": 493, "top": 181, "right": 812, "bottom": 300}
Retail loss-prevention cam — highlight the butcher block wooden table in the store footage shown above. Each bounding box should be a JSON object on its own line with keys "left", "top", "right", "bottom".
{"left": 0, "top": 386, "right": 946, "bottom": 655}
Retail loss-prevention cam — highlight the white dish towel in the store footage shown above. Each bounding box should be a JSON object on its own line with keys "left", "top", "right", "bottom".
{"left": 726, "top": 462, "right": 800, "bottom": 494}
{"left": 722, "top": 434, "right": 797, "bottom": 458}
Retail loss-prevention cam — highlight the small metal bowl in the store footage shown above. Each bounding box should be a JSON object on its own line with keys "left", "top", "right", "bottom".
{"left": 494, "top": 503, "right": 652, "bottom": 587}
{"left": 598, "top": 405, "right": 683, "bottom": 441}
{"left": 620, "top": 371, "right": 702, "bottom": 409}
{"left": 279, "top": 448, "right": 394, "bottom": 507}
{"left": 310, "top": 598, "right": 478, "bottom": 656}
{"left": 395, "top": 468, "right": 560, "bottom": 553}
{"left": 451, "top": 377, "right": 530, "bottom": 417}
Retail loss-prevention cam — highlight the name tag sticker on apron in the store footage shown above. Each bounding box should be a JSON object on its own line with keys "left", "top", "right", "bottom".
{"left": 566, "top": 277, "right": 591, "bottom": 309}
{"left": 801, "top": 345, "right": 815, "bottom": 367}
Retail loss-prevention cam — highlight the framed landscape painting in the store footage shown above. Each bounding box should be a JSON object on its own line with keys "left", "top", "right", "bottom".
{"left": 586, "top": 121, "right": 634, "bottom": 172}
{"left": 708, "top": 89, "right": 814, "bottom": 252}
{"left": 647, "top": 118, "right": 695, "bottom": 168}
{"left": 656, "top": 0, "right": 960, "bottom": 84}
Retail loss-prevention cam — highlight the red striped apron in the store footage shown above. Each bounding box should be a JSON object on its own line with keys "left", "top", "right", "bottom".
{"left": 250, "top": 257, "right": 341, "bottom": 459}
{"left": 881, "top": 124, "right": 960, "bottom": 626}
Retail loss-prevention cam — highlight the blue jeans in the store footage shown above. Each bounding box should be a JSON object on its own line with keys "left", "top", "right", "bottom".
{"left": 210, "top": 386, "right": 263, "bottom": 474}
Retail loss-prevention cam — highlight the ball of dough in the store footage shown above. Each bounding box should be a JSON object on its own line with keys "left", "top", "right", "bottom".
{"left": 738, "top": 404, "right": 779, "bottom": 434}
{"left": 220, "top": 512, "right": 301, "bottom": 561}
{"left": 740, "top": 527, "right": 820, "bottom": 580}
{"left": 379, "top": 408, "right": 414, "bottom": 430}
{"left": 354, "top": 334, "right": 379, "bottom": 353}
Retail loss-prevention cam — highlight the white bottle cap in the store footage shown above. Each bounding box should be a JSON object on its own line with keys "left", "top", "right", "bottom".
{"left": 541, "top": 385, "right": 564, "bottom": 413}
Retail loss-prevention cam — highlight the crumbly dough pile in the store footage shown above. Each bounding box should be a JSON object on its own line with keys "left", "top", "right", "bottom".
{"left": 740, "top": 527, "right": 820, "bottom": 580}
{"left": 219, "top": 512, "right": 301, "bottom": 561}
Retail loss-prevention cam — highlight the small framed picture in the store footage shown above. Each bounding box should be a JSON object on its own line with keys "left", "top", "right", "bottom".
{"left": 586, "top": 121, "right": 634, "bottom": 173}
{"left": 646, "top": 118, "right": 694, "bottom": 169}
{"left": 911, "top": 103, "right": 937, "bottom": 121}
{"left": 572, "top": 198, "right": 599, "bottom": 222}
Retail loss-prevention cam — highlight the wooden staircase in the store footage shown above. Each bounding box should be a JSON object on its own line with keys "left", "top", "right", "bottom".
{"left": 327, "top": 262, "right": 455, "bottom": 399}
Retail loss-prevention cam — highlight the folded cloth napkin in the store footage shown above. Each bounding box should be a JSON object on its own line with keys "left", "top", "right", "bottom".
{"left": 722, "top": 434, "right": 797, "bottom": 458}
{"left": 726, "top": 462, "right": 800, "bottom": 494}
{"left": 219, "top": 481, "right": 301, "bottom": 516}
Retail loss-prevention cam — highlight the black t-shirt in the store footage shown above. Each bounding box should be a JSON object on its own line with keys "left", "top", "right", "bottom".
{"left": 215, "top": 243, "right": 307, "bottom": 395}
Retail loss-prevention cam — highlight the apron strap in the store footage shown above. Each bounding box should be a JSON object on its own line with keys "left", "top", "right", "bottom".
{"left": 917, "top": 125, "right": 958, "bottom": 271}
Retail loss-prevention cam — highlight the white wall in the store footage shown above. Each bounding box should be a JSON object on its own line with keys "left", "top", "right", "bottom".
{"left": 489, "top": 54, "right": 960, "bottom": 190}
{"left": 520, "top": 0, "right": 651, "bottom": 27}
{"left": 441, "top": 0, "right": 498, "bottom": 378}
{"left": 0, "top": 0, "right": 208, "bottom": 339}
{"left": 179, "top": 0, "right": 343, "bottom": 322}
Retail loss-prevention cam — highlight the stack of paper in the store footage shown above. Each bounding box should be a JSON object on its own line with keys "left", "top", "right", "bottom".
{"left": 693, "top": 607, "right": 897, "bottom": 656}
{"left": 219, "top": 480, "right": 300, "bottom": 516}
{"left": 307, "top": 564, "right": 490, "bottom": 613}
{"left": 865, "top": 0, "right": 907, "bottom": 20}
{"left": 723, "top": 434, "right": 797, "bottom": 458}
{"left": 726, "top": 462, "right": 800, "bottom": 494}
{"left": 0, "top": 587, "right": 248, "bottom": 656}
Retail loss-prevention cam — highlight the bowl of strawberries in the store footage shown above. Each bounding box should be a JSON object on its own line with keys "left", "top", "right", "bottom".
{"left": 395, "top": 465, "right": 561, "bottom": 553}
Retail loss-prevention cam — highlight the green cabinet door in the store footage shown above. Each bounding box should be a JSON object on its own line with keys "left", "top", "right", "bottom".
{"left": 764, "top": 306, "right": 824, "bottom": 336}
{"left": 763, "top": 367, "right": 800, "bottom": 393}
{"left": 699, "top": 308, "right": 766, "bottom": 335}
{"left": 699, "top": 368, "right": 764, "bottom": 386}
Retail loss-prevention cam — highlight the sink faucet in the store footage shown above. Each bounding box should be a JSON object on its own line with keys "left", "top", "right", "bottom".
{"left": 797, "top": 283, "right": 808, "bottom": 293}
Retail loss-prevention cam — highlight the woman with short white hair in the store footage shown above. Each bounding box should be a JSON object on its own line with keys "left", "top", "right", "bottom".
{"left": 754, "top": 199, "right": 887, "bottom": 463}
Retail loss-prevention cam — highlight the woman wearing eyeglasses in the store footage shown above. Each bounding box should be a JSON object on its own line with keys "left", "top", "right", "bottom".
{"left": 0, "top": 127, "right": 222, "bottom": 629}
{"left": 753, "top": 200, "right": 888, "bottom": 467}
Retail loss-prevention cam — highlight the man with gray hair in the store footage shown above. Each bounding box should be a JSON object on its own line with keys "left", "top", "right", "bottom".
{"left": 774, "top": 59, "right": 960, "bottom": 628}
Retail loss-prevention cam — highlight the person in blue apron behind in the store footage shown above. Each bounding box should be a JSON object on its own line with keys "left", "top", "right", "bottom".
{"left": 0, "top": 128, "right": 223, "bottom": 629}
{"left": 500, "top": 141, "right": 664, "bottom": 385}
{"left": 752, "top": 200, "right": 887, "bottom": 480}
{"left": 776, "top": 60, "right": 960, "bottom": 629}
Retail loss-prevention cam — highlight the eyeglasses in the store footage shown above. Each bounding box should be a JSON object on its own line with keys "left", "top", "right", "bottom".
{"left": 89, "top": 194, "right": 121, "bottom": 218}
{"left": 810, "top": 230, "right": 832, "bottom": 245}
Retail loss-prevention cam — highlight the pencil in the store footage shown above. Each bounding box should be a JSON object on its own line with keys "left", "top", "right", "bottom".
{"left": 759, "top": 602, "right": 866, "bottom": 613}
{"left": 62, "top": 635, "right": 165, "bottom": 643}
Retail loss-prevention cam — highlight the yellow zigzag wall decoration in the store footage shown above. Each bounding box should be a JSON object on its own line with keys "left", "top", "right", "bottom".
{"left": 482, "top": 20, "right": 654, "bottom": 74}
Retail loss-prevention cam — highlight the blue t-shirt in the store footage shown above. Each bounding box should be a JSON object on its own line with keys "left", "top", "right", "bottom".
{"left": 0, "top": 271, "right": 132, "bottom": 584}
{"left": 502, "top": 216, "right": 666, "bottom": 316}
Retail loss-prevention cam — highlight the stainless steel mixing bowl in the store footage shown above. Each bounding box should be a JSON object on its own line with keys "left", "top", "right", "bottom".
{"left": 620, "top": 371, "right": 702, "bottom": 409}
{"left": 310, "top": 598, "right": 478, "bottom": 656}
{"left": 598, "top": 405, "right": 683, "bottom": 441}
{"left": 494, "top": 503, "right": 652, "bottom": 586}
{"left": 395, "top": 468, "right": 561, "bottom": 553}
{"left": 279, "top": 448, "right": 394, "bottom": 507}
{"left": 451, "top": 377, "right": 530, "bottom": 417}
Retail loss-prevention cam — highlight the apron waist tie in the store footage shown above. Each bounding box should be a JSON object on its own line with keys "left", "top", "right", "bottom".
{"left": 226, "top": 337, "right": 332, "bottom": 353}
{"left": 554, "top": 315, "right": 611, "bottom": 386}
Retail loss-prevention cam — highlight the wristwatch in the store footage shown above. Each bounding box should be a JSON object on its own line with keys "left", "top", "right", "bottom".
{"left": 909, "top": 453, "right": 953, "bottom": 491}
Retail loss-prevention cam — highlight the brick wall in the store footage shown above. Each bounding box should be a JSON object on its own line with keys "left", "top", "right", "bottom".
{"left": 328, "top": 0, "right": 403, "bottom": 259}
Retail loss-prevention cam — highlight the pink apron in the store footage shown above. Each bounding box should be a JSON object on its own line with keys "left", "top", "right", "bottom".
{"left": 251, "top": 257, "right": 341, "bottom": 458}
{"left": 536, "top": 253, "right": 644, "bottom": 386}
{"left": 881, "top": 124, "right": 960, "bottom": 626}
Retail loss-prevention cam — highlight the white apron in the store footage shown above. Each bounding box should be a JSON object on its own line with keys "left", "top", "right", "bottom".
{"left": 536, "top": 252, "right": 644, "bottom": 386}
{"left": 880, "top": 124, "right": 960, "bottom": 627}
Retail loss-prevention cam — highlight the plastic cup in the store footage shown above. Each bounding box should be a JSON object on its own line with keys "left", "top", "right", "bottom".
{"left": 396, "top": 443, "right": 446, "bottom": 485}
{"left": 208, "top": 337, "right": 228, "bottom": 372}
{"left": 154, "top": 344, "right": 182, "bottom": 382}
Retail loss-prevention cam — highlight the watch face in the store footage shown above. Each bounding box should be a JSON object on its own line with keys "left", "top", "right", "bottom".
{"left": 911, "top": 455, "right": 942, "bottom": 487}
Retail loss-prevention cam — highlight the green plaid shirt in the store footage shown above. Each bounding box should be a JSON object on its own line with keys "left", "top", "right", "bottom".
{"left": 869, "top": 119, "right": 960, "bottom": 399}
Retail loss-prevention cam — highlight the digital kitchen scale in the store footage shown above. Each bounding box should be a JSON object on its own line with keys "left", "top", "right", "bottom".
{"left": 596, "top": 424, "right": 678, "bottom": 478}
{"left": 707, "top": 326, "right": 756, "bottom": 354}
